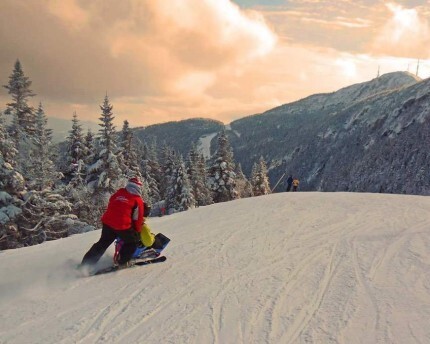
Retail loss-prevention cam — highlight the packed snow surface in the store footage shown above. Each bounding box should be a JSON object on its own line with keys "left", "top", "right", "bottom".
{"left": 1, "top": 192, "right": 430, "bottom": 343}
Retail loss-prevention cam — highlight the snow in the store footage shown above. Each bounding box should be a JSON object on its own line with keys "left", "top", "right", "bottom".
{"left": 0, "top": 204, "right": 22, "bottom": 224}
{"left": 197, "top": 132, "right": 217, "bottom": 159}
{"left": 1, "top": 192, "right": 430, "bottom": 343}
{"left": 0, "top": 191, "right": 11, "bottom": 203}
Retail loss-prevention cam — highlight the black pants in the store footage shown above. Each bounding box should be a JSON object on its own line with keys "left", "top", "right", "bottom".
{"left": 81, "top": 224, "right": 138, "bottom": 266}
{"left": 286, "top": 184, "right": 292, "bottom": 192}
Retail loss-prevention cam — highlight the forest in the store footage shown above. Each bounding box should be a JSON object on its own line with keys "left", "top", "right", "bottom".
{"left": 0, "top": 60, "right": 272, "bottom": 250}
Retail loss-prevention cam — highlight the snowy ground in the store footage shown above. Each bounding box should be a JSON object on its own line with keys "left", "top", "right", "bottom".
{"left": 1, "top": 192, "right": 430, "bottom": 344}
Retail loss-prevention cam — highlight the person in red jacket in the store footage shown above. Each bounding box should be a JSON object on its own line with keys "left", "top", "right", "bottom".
{"left": 80, "top": 177, "right": 145, "bottom": 268}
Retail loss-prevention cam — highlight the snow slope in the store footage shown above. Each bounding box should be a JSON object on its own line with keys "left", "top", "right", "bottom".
{"left": 1, "top": 192, "right": 430, "bottom": 343}
{"left": 197, "top": 132, "right": 217, "bottom": 159}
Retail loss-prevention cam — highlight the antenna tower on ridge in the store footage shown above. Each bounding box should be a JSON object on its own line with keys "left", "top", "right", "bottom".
{"left": 416, "top": 59, "right": 420, "bottom": 77}
{"left": 377, "top": 65, "right": 380, "bottom": 78}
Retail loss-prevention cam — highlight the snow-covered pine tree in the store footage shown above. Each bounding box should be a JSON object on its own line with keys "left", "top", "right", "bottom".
{"left": 85, "top": 95, "right": 125, "bottom": 225}
{"left": 14, "top": 102, "right": 81, "bottom": 246}
{"left": 69, "top": 112, "right": 85, "bottom": 160}
{"left": 3, "top": 60, "right": 36, "bottom": 136}
{"left": 3, "top": 60, "right": 36, "bottom": 175}
{"left": 87, "top": 94, "right": 124, "bottom": 192}
{"left": 0, "top": 110, "right": 17, "bottom": 165}
{"left": 162, "top": 147, "right": 180, "bottom": 213}
{"left": 147, "top": 141, "right": 163, "bottom": 195}
{"left": 118, "top": 121, "right": 153, "bottom": 207}
{"left": 0, "top": 111, "right": 25, "bottom": 249}
{"left": 176, "top": 155, "right": 196, "bottom": 212}
{"left": 166, "top": 154, "right": 195, "bottom": 213}
{"left": 61, "top": 111, "right": 86, "bottom": 184}
{"left": 235, "top": 163, "right": 253, "bottom": 198}
{"left": 197, "top": 154, "right": 213, "bottom": 205}
{"left": 17, "top": 187, "right": 89, "bottom": 246}
{"left": 139, "top": 142, "right": 160, "bottom": 206}
{"left": 251, "top": 156, "right": 271, "bottom": 196}
{"left": 28, "top": 103, "right": 58, "bottom": 191}
{"left": 160, "top": 142, "right": 175, "bottom": 201}
{"left": 187, "top": 143, "right": 212, "bottom": 206}
{"left": 208, "top": 129, "right": 238, "bottom": 203}
{"left": 82, "top": 129, "right": 94, "bottom": 169}
{"left": 141, "top": 178, "right": 151, "bottom": 208}
{"left": 56, "top": 113, "right": 91, "bottom": 223}
{"left": 119, "top": 120, "right": 141, "bottom": 178}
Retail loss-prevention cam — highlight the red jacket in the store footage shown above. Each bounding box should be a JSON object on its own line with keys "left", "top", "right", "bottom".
{"left": 101, "top": 188, "right": 144, "bottom": 232}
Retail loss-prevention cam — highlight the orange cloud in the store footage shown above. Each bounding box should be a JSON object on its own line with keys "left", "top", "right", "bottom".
{"left": 1, "top": 0, "right": 430, "bottom": 129}
{"left": 46, "top": 0, "right": 89, "bottom": 31}
{"left": 108, "top": 0, "right": 277, "bottom": 95}
{"left": 372, "top": 3, "right": 430, "bottom": 58}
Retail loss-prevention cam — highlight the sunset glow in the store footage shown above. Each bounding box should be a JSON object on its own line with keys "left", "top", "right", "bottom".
{"left": 0, "top": 0, "right": 429, "bottom": 127}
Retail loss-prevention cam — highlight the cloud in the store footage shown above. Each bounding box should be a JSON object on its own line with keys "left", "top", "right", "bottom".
{"left": 1, "top": 0, "right": 430, "bottom": 128}
{"left": 108, "top": 0, "right": 277, "bottom": 94}
{"left": 46, "top": 0, "right": 89, "bottom": 31}
{"left": 372, "top": 3, "right": 430, "bottom": 58}
{"left": 0, "top": 0, "right": 277, "bottom": 125}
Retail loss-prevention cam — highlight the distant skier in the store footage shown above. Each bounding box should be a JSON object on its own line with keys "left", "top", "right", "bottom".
{"left": 80, "top": 177, "right": 146, "bottom": 269}
{"left": 286, "top": 175, "right": 293, "bottom": 192}
{"left": 292, "top": 178, "right": 300, "bottom": 192}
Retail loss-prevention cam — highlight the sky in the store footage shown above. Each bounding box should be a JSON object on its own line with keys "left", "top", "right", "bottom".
{"left": 1, "top": 192, "right": 429, "bottom": 342}
{"left": 0, "top": 0, "right": 429, "bottom": 127}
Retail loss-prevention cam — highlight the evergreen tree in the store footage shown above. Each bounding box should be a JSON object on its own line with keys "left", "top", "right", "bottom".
{"left": 163, "top": 149, "right": 178, "bottom": 212}
{"left": 140, "top": 142, "right": 161, "bottom": 206}
{"left": 119, "top": 120, "right": 141, "bottom": 178}
{"left": 251, "top": 156, "right": 271, "bottom": 196}
{"left": 0, "top": 111, "right": 17, "bottom": 165}
{"left": 166, "top": 155, "right": 195, "bottom": 213}
{"left": 0, "top": 111, "right": 25, "bottom": 249}
{"left": 83, "top": 129, "right": 94, "bottom": 164}
{"left": 141, "top": 178, "right": 151, "bottom": 208}
{"left": 160, "top": 143, "right": 175, "bottom": 200}
{"left": 58, "top": 114, "right": 89, "bottom": 222}
{"left": 2, "top": 61, "right": 36, "bottom": 176}
{"left": 18, "top": 189, "right": 75, "bottom": 246}
{"left": 16, "top": 103, "right": 75, "bottom": 245}
{"left": 0, "top": 62, "right": 94, "bottom": 249}
{"left": 27, "top": 103, "right": 58, "bottom": 190}
{"left": 85, "top": 95, "right": 125, "bottom": 225}
{"left": 68, "top": 112, "right": 85, "bottom": 162}
{"left": 208, "top": 129, "right": 238, "bottom": 203}
{"left": 86, "top": 95, "right": 124, "bottom": 193}
{"left": 235, "top": 163, "right": 253, "bottom": 198}
{"left": 60, "top": 112, "right": 86, "bottom": 184}
{"left": 3, "top": 60, "right": 36, "bottom": 136}
{"left": 187, "top": 143, "right": 212, "bottom": 206}
{"left": 147, "top": 141, "right": 163, "bottom": 194}
{"left": 197, "top": 154, "right": 213, "bottom": 205}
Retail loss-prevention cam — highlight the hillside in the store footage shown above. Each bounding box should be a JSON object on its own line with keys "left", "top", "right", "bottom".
{"left": 1, "top": 192, "right": 429, "bottom": 343}
{"left": 124, "top": 72, "right": 430, "bottom": 196}
{"left": 133, "top": 118, "right": 223, "bottom": 156}
{"left": 228, "top": 72, "right": 430, "bottom": 195}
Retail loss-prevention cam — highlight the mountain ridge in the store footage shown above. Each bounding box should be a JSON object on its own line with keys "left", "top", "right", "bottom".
{"left": 226, "top": 71, "right": 429, "bottom": 194}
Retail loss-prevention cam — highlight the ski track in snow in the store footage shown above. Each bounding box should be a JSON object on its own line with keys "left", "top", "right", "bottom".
{"left": 1, "top": 192, "right": 430, "bottom": 343}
